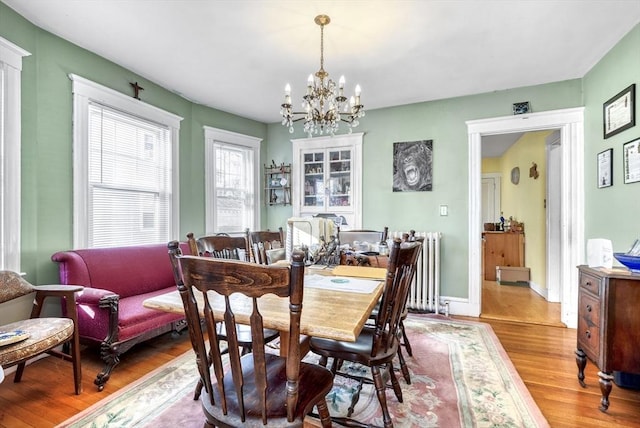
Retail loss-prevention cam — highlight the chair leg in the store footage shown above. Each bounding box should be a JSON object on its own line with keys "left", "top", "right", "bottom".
{"left": 387, "top": 362, "right": 403, "bottom": 402}
{"left": 318, "top": 355, "right": 328, "bottom": 367}
{"left": 396, "top": 344, "right": 412, "bottom": 384}
{"left": 371, "top": 365, "right": 394, "bottom": 428}
{"left": 400, "top": 319, "right": 412, "bottom": 356}
{"left": 315, "top": 398, "right": 332, "bottom": 428}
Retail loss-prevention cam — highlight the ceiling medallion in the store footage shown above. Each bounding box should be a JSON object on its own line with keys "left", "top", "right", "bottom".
{"left": 280, "top": 14, "right": 365, "bottom": 137}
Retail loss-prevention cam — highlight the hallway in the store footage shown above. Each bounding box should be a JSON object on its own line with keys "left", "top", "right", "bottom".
{"left": 480, "top": 280, "right": 564, "bottom": 327}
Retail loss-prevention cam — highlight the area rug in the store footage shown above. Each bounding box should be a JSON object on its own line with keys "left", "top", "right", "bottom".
{"left": 57, "top": 315, "right": 549, "bottom": 428}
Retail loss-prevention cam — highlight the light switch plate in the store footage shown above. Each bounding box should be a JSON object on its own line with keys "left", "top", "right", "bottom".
{"left": 439, "top": 205, "right": 448, "bottom": 216}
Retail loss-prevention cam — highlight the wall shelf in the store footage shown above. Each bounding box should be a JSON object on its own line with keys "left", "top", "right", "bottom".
{"left": 264, "top": 163, "right": 291, "bottom": 206}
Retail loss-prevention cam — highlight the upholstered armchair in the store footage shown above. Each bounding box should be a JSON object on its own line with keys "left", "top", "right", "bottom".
{"left": 0, "top": 270, "right": 83, "bottom": 394}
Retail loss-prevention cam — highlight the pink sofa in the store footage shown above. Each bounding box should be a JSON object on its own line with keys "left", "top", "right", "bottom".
{"left": 51, "top": 242, "right": 191, "bottom": 390}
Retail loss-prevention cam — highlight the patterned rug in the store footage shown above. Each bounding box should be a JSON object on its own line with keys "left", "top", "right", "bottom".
{"left": 57, "top": 315, "right": 549, "bottom": 428}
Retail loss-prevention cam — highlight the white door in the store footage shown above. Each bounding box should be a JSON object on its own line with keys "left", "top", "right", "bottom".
{"left": 481, "top": 174, "right": 501, "bottom": 225}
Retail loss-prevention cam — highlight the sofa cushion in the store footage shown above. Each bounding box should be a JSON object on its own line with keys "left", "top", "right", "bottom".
{"left": 116, "top": 288, "right": 184, "bottom": 341}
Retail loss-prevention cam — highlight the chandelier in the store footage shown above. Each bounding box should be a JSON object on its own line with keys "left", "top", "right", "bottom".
{"left": 280, "top": 15, "right": 364, "bottom": 137}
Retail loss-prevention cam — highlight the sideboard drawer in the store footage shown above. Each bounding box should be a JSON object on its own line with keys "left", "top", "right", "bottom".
{"left": 579, "top": 271, "right": 601, "bottom": 297}
{"left": 577, "top": 292, "right": 601, "bottom": 363}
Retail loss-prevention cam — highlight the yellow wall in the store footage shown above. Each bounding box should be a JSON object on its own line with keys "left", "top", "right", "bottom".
{"left": 482, "top": 157, "right": 502, "bottom": 173}
{"left": 499, "top": 131, "right": 551, "bottom": 290}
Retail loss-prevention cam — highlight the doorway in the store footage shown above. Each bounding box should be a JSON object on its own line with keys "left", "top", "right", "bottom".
{"left": 466, "top": 108, "right": 585, "bottom": 329}
{"left": 480, "top": 131, "right": 562, "bottom": 325}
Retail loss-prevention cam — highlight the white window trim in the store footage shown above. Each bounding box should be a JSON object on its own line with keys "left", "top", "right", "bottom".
{"left": 69, "top": 74, "right": 183, "bottom": 248}
{"left": 0, "top": 37, "right": 30, "bottom": 271}
{"left": 203, "top": 126, "right": 262, "bottom": 234}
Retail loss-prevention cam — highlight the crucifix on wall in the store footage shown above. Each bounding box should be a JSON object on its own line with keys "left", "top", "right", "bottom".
{"left": 130, "top": 81, "right": 144, "bottom": 100}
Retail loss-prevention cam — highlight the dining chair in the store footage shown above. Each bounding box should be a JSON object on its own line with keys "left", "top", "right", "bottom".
{"left": 186, "top": 232, "right": 250, "bottom": 261}
{"left": 167, "top": 242, "right": 333, "bottom": 427}
{"left": 0, "top": 270, "right": 83, "bottom": 394}
{"left": 309, "top": 239, "right": 422, "bottom": 428}
{"left": 368, "top": 230, "right": 424, "bottom": 383}
{"left": 247, "top": 227, "right": 285, "bottom": 264}
{"left": 184, "top": 233, "right": 280, "bottom": 395}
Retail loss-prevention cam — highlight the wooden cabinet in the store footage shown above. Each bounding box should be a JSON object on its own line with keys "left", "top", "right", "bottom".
{"left": 482, "top": 232, "right": 524, "bottom": 281}
{"left": 264, "top": 163, "right": 291, "bottom": 206}
{"left": 575, "top": 266, "right": 640, "bottom": 412}
{"left": 291, "top": 133, "right": 363, "bottom": 228}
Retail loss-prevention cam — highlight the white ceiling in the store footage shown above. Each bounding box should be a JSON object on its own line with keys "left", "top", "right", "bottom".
{"left": 3, "top": 1, "right": 640, "bottom": 143}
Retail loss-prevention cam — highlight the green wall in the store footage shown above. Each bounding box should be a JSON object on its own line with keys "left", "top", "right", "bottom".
{"left": 583, "top": 24, "right": 640, "bottom": 252}
{"left": 0, "top": 2, "right": 267, "bottom": 287}
{"left": 3, "top": 1, "right": 638, "bottom": 305}
{"left": 266, "top": 81, "right": 583, "bottom": 299}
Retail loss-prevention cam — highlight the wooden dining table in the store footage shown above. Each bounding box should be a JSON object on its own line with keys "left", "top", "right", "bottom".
{"left": 143, "top": 264, "right": 386, "bottom": 356}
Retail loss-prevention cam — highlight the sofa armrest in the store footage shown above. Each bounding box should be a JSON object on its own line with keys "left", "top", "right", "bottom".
{"left": 75, "top": 287, "right": 118, "bottom": 305}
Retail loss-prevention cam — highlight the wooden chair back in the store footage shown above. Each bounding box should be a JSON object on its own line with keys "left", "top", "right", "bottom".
{"left": 167, "top": 242, "right": 311, "bottom": 424}
{"left": 371, "top": 238, "right": 422, "bottom": 358}
{"left": 247, "top": 227, "right": 285, "bottom": 264}
{"left": 187, "top": 232, "right": 250, "bottom": 261}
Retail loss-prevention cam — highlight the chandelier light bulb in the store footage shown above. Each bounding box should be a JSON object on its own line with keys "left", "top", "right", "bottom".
{"left": 339, "top": 75, "right": 345, "bottom": 89}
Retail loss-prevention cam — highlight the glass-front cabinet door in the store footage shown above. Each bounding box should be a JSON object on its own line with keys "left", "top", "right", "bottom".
{"left": 292, "top": 133, "right": 363, "bottom": 229}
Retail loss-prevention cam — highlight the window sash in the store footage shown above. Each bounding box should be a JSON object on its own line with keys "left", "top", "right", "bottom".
{"left": 87, "top": 103, "right": 172, "bottom": 247}
{"left": 204, "top": 127, "right": 261, "bottom": 235}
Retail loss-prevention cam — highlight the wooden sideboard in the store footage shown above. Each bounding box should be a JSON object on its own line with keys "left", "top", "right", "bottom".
{"left": 482, "top": 232, "right": 524, "bottom": 281}
{"left": 575, "top": 265, "right": 640, "bottom": 412}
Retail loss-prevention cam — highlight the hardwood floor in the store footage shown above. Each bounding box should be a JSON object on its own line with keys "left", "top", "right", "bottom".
{"left": 481, "top": 279, "right": 564, "bottom": 326}
{"left": 1, "top": 309, "right": 639, "bottom": 427}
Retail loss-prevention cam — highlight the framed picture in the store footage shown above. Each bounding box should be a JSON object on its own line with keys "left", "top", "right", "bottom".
{"left": 603, "top": 84, "right": 635, "bottom": 139}
{"left": 512, "top": 102, "right": 530, "bottom": 115}
{"left": 392, "top": 140, "right": 433, "bottom": 192}
{"left": 597, "top": 148, "right": 613, "bottom": 188}
{"left": 623, "top": 138, "right": 640, "bottom": 184}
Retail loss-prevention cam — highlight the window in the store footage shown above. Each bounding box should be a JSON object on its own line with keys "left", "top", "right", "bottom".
{"left": 204, "top": 127, "right": 261, "bottom": 234}
{"left": 71, "top": 75, "right": 183, "bottom": 248}
{"left": 0, "top": 37, "right": 30, "bottom": 271}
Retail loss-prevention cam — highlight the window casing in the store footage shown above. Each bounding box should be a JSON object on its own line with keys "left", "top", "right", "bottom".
{"left": 71, "top": 75, "right": 183, "bottom": 248}
{"left": 204, "top": 127, "right": 261, "bottom": 234}
{"left": 0, "top": 37, "right": 30, "bottom": 271}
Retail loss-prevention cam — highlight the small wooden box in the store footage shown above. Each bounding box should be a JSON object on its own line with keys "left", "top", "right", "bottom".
{"left": 496, "top": 266, "right": 530, "bottom": 285}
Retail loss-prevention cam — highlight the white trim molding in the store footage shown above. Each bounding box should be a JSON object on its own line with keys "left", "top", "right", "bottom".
{"left": 69, "top": 74, "right": 183, "bottom": 247}
{"left": 0, "top": 37, "right": 30, "bottom": 271}
{"left": 466, "top": 108, "right": 584, "bottom": 328}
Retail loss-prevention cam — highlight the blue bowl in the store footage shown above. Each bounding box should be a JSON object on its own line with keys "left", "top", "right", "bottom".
{"left": 613, "top": 253, "right": 640, "bottom": 273}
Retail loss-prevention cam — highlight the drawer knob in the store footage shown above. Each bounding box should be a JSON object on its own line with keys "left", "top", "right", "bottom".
{"left": 585, "top": 331, "right": 591, "bottom": 339}
{"left": 586, "top": 304, "right": 592, "bottom": 312}
{"left": 585, "top": 281, "right": 591, "bottom": 287}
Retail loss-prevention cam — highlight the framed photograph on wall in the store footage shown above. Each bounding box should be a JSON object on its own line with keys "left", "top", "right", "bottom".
{"left": 597, "top": 148, "right": 613, "bottom": 188}
{"left": 623, "top": 138, "right": 640, "bottom": 184}
{"left": 603, "top": 84, "right": 635, "bottom": 139}
{"left": 392, "top": 140, "right": 433, "bottom": 192}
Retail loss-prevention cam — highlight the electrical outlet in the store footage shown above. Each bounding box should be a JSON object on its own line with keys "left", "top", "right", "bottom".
{"left": 439, "top": 205, "right": 448, "bottom": 216}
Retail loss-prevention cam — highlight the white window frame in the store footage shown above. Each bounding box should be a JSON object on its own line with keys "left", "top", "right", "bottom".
{"left": 0, "top": 37, "right": 30, "bottom": 271}
{"left": 204, "top": 126, "right": 261, "bottom": 234}
{"left": 70, "top": 74, "right": 183, "bottom": 248}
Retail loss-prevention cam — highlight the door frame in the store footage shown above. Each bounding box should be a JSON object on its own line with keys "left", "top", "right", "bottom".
{"left": 466, "top": 108, "right": 584, "bottom": 328}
